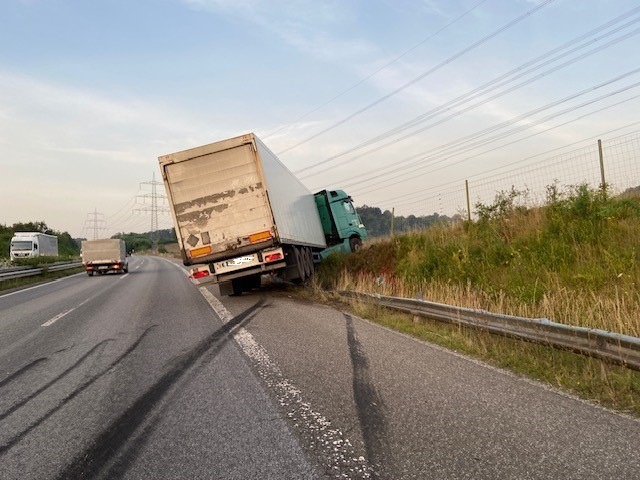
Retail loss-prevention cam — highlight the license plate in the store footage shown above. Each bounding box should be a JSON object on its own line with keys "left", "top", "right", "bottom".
{"left": 223, "top": 256, "right": 255, "bottom": 267}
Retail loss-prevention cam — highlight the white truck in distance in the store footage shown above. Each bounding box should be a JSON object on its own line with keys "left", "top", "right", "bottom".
{"left": 159, "top": 132, "right": 367, "bottom": 296}
{"left": 81, "top": 239, "right": 128, "bottom": 276}
{"left": 10, "top": 232, "right": 59, "bottom": 260}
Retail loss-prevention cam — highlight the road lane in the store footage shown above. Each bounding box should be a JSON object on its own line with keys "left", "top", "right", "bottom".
{"left": 0, "top": 256, "right": 319, "bottom": 480}
{"left": 215, "top": 282, "right": 640, "bottom": 479}
{"left": 3, "top": 255, "right": 639, "bottom": 479}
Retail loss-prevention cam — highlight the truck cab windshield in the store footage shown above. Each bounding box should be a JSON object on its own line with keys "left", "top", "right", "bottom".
{"left": 343, "top": 201, "right": 355, "bottom": 214}
{"left": 11, "top": 241, "right": 33, "bottom": 251}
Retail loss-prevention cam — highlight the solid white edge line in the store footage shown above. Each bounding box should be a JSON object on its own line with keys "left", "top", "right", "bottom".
{"left": 195, "top": 284, "right": 372, "bottom": 477}
{"left": 164, "top": 257, "right": 367, "bottom": 470}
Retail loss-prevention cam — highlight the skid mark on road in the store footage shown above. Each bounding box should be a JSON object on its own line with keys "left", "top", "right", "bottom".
{"left": 199, "top": 287, "right": 373, "bottom": 479}
{"left": 0, "top": 357, "right": 47, "bottom": 389}
{"left": 0, "top": 340, "right": 113, "bottom": 423}
{"left": 0, "top": 327, "right": 156, "bottom": 455}
{"left": 55, "top": 303, "right": 264, "bottom": 480}
{"left": 345, "top": 314, "right": 393, "bottom": 477}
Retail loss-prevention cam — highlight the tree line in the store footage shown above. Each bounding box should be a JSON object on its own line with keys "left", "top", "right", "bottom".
{"left": 356, "top": 205, "right": 458, "bottom": 238}
{"left": 0, "top": 221, "right": 80, "bottom": 259}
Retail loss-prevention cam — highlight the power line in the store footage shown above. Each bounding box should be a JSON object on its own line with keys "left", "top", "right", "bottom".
{"left": 354, "top": 93, "right": 640, "bottom": 203}
{"left": 321, "top": 68, "right": 640, "bottom": 194}
{"left": 299, "top": 8, "right": 640, "bottom": 179}
{"left": 384, "top": 122, "right": 640, "bottom": 209}
{"left": 352, "top": 90, "right": 640, "bottom": 198}
{"left": 276, "top": 0, "right": 556, "bottom": 156}
{"left": 262, "top": 0, "right": 491, "bottom": 140}
{"left": 391, "top": 129, "right": 640, "bottom": 211}
{"left": 395, "top": 130, "right": 640, "bottom": 218}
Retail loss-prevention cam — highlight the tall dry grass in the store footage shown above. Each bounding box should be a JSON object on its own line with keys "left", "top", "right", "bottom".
{"left": 318, "top": 184, "right": 640, "bottom": 338}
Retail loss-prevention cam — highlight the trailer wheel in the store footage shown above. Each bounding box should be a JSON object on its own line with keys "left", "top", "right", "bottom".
{"left": 303, "top": 248, "right": 313, "bottom": 279}
{"left": 349, "top": 237, "right": 363, "bottom": 253}
{"left": 87, "top": 271, "right": 93, "bottom": 277}
{"left": 294, "top": 247, "right": 306, "bottom": 281}
{"left": 230, "top": 278, "right": 244, "bottom": 296}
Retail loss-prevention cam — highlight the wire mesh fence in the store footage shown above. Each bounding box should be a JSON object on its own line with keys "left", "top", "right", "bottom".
{"left": 408, "top": 130, "right": 640, "bottom": 219}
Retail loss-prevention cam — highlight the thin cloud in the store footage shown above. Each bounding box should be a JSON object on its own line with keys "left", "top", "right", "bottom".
{"left": 181, "top": 0, "right": 375, "bottom": 62}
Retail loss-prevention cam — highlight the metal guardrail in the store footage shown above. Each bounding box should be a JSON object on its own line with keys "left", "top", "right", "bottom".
{"left": 341, "top": 291, "right": 640, "bottom": 372}
{"left": 0, "top": 262, "right": 83, "bottom": 282}
{"left": 48, "top": 262, "right": 83, "bottom": 272}
{"left": 0, "top": 266, "right": 34, "bottom": 274}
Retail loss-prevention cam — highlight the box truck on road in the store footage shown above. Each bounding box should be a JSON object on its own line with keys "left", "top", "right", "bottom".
{"left": 159, "top": 133, "right": 366, "bottom": 295}
{"left": 82, "top": 239, "right": 128, "bottom": 276}
{"left": 10, "top": 232, "right": 59, "bottom": 260}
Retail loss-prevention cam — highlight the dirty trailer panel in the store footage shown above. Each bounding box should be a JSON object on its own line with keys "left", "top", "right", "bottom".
{"left": 164, "top": 142, "right": 273, "bottom": 261}
{"left": 160, "top": 134, "right": 326, "bottom": 266}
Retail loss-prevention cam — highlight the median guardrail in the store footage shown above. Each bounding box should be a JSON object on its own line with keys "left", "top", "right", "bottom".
{"left": 341, "top": 291, "right": 640, "bottom": 372}
{"left": 0, "top": 262, "right": 84, "bottom": 282}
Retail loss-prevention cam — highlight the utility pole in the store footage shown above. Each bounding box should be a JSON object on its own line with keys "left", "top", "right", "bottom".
{"left": 83, "top": 208, "right": 106, "bottom": 240}
{"left": 134, "top": 172, "right": 169, "bottom": 253}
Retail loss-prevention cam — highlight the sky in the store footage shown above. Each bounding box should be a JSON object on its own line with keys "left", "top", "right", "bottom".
{"left": 1, "top": 0, "right": 639, "bottom": 238}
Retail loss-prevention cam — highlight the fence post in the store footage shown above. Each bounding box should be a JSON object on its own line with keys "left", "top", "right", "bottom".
{"left": 390, "top": 207, "right": 395, "bottom": 238}
{"left": 465, "top": 180, "right": 471, "bottom": 222}
{"left": 598, "top": 139, "right": 607, "bottom": 197}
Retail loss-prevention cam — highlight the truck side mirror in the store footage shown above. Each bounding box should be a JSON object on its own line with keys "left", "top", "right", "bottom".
{"left": 34, "top": 244, "right": 38, "bottom": 250}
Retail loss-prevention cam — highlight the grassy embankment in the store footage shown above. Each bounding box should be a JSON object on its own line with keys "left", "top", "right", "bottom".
{"left": 312, "top": 184, "right": 640, "bottom": 416}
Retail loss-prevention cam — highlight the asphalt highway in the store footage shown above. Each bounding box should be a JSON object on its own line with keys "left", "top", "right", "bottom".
{"left": 1, "top": 255, "right": 638, "bottom": 479}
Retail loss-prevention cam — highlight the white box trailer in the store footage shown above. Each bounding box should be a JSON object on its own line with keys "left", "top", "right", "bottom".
{"left": 10, "top": 232, "right": 58, "bottom": 260}
{"left": 81, "top": 239, "right": 128, "bottom": 276}
{"left": 159, "top": 133, "right": 327, "bottom": 295}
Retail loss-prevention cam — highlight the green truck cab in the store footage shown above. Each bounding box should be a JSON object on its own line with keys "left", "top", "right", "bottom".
{"left": 314, "top": 189, "right": 368, "bottom": 259}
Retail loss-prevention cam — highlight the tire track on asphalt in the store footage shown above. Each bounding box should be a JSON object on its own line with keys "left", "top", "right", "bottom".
{"left": 345, "top": 313, "right": 393, "bottom": 477}
{"left": 55, "top": 301, "right": 265, "bottom": 480}
{"left": 199, "top": 286, "right": 374, "bottom": 479}
{"left": 0, "top": 357, "right": 47, "bottom": 388}
{"left": 0, "top": 326, "right": 157, "bottom": 455}
{"left": 0, "top": 340, "right": 112, "bottom": 422}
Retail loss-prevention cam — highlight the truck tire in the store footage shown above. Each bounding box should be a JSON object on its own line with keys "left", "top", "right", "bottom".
{"left": 349, "top": 237, "right": 362, "bottom": 253}
{"left": 230, "top": 278, "right": 244, "bottom": 296}
{"left": 87, "top": 271, "right": 93, "bottom": 277}
{"left": 294, "top": 247, "right": 306, "bottom": 281}
{"left": 303, "top": 248, "right": 313, "bottom": 279}
{"left": 248, "top": 274, "right": 261, "bottom": 290}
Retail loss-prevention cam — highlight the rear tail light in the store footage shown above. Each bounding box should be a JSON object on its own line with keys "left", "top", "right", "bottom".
{"left": 264, "top": 252, "right": 283, "bottom": 263}
{"left": 191, "top": 269, "right": 210, "bottom": 279}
